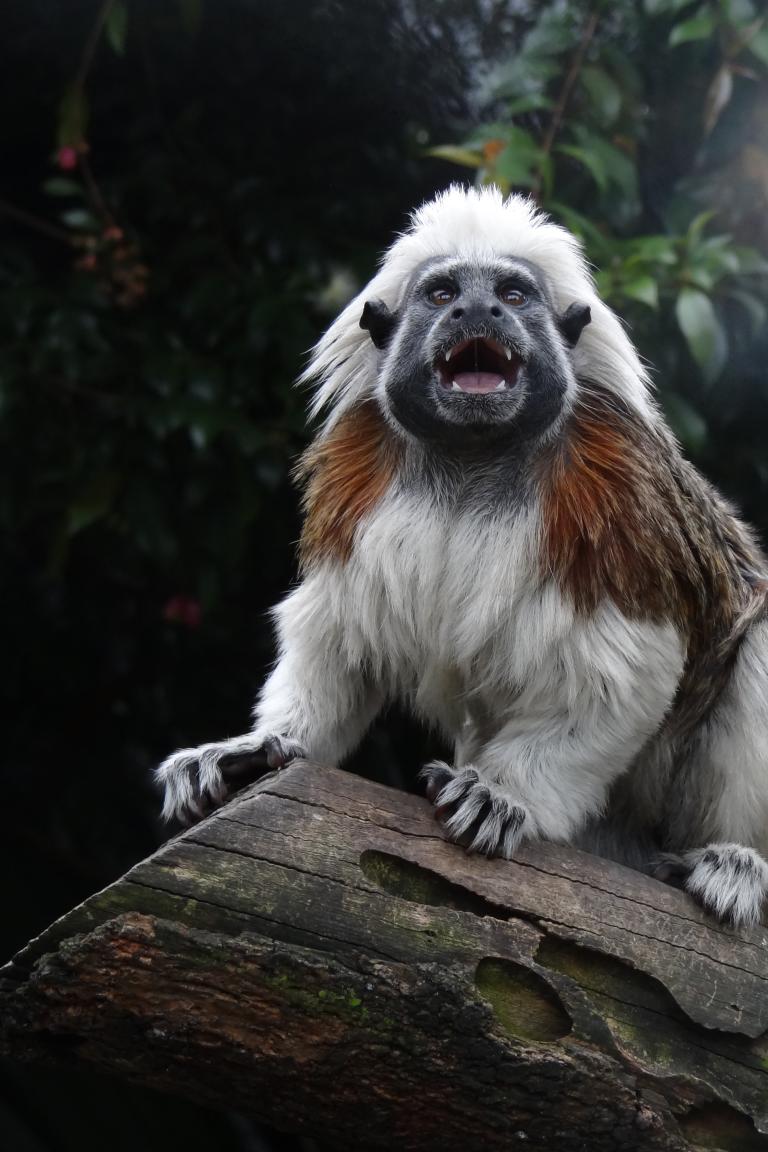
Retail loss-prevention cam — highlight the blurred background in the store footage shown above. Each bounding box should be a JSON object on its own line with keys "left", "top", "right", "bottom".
{"left": 2, "top": 0, "right": 768, "bottom": 1148}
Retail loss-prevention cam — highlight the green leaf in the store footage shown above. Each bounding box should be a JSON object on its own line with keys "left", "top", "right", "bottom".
{"left": 627, "top": 235, "right": 680, "bottom": 265}
{"left": 547, "top": 201, "right": 608, "bottom": 250}
{"left": 487, "top": 128, "right": 545, "bottom": 189}
{"left": 685, "top": 267, "right": 716, "bottom": 291}
{"left": 720, "top": 0, "right": 757, "bottom": 26}
{"left": 483, "top": 8, "right": 574, "bottom": 101}
{"left": 727, "top": 288, "right": 767, "bottom": 333}
{"left": 523, "top": 8, "right": 575, "bottom": 56}
{"left": 644, "top": 0, "right": 693, "bottom": 13}
{"left": 500, "top": 124, "right": 540, "bottom": 152}
{"left": 105, "top": 0, "right": 128, "bottom": 55}
{"left": 747, "top": 25, "right": 768, "bottom": 67}
{"left": 57, "top": 85, "right": 89, "bottom": 148}
{"left": 426, "top": 145, "right": 482, "bottom": 169}
{"left": 461, "top": 122, "right": 515, "bottom": 147}
{"left": 557, "top": 144, "right": 608, "bottom": 192}
{"left": 669, "top": 8, "right": 716, "bottom": 45}
{"left": 698, "top": 244, "right": 741, "bottom": 275}
{"left": 493, "top": 146, "right": 540, "bottom": 188}
{"left": 42, "top": 177, "right": 82, "bottom": 197}
{"left": 686, "top": 210, "right": 716, "bottom": 245}
{"left": 697, "top": 233, "right": 731, "bottom": 250}
{"left": 622, "top": 276, "right": 659, "bottom": 308}
{"left": 580, "top": 66, "right": 622, "bottom": 125}
{"left": 60, "top": 208, "right": 99, "bottom": 230}
{"left": 675, "top": 288, "right": 727, "bottom": 380}
{"left": 504, "top": 94, "right": 553, "bottom": 116}
{"left": 566, "top": 126, "right": 638, "bottom": 202}
{"left": 731, "top": 246, "right": 768, "bottom": 274}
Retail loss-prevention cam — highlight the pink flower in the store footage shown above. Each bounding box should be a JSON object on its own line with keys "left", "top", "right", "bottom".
{"left": 56, "top": 146, "right": 78, "bottom": 171}
{"left": 163, "top": 595, "right": 202, "bottom": 630}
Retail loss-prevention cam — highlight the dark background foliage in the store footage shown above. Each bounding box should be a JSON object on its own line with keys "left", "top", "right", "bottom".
{"left": 2, "top": 1, "right": 767, "bottom": 1148}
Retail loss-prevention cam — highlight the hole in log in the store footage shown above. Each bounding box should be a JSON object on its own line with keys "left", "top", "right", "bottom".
{"left": 681, "top": 1102, "right": 768, "bottom": 1150}
{"left": 359, "top": 850, "right": 509, "bottom": 917}
{"left": 536, "top": 935, "right": 763, "bottom": 1078}
{"left": 536, "top": 935, "right": 683, "bottom": 1020}
{"left": 475, "top": 957, "right": 572, "bottom": 1042}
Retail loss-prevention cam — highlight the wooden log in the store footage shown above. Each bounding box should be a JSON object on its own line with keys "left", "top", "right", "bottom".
{"left": 2, "top": 761, "right": 768, "bottom": 1151}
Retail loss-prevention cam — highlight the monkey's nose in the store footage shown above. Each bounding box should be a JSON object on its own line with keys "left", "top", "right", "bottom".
{"left": 451, "top": 300, "right": 504, "bottom": 323}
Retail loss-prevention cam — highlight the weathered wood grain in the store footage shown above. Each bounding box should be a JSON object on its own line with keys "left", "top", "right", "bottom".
{"left": 3, "top": 760, "right": 768, "bottom": 1151}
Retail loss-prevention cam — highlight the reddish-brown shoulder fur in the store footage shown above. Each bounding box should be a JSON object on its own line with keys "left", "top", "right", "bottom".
{"left": 540, "top": 386, "right": 755, "bottom": 631}
{"left": 297, "top": 400, "right": 399, "bottom": 570}
{"left": 541, "top": 385, "right": 768, "bottom": 734}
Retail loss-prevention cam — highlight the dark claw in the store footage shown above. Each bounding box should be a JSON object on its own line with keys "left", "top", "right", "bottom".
{"left": 421, "top": 761, "right": 527, "bottom": 858}
{"left": 158, "top": 732, "right": 306, "bottom": 824}
{"left": 456, "top": 790, "right": 494, "bottom": 853}
{"left": 419, "top": 761, "right": 455, "bottom": 804}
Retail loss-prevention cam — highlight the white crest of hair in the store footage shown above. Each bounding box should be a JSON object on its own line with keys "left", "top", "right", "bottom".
{"left": 301, "top": 183, "right": 658, "bottom": 428}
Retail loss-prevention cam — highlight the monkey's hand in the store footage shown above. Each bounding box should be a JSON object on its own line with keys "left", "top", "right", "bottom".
{"left": 421, "top": 762, "right": 529, "bottom": 858}
{"left": 654, "top": 844, "right": 768, "bottom": 928}
{"left": 155, "top": 731, "right": 305, "bottom": 825}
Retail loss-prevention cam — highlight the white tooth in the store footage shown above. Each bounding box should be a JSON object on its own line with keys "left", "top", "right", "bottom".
{"left": 505, "top": 347, "right": 512, "bottom": 360}
{"left": 495, "top": 380, "right": 506, "bottom": 391}
{"left": 445, "top": 348, "right": 453, "bottom": 362}
{"left": 451, "top": 381, "right": 462, "bottom": 392}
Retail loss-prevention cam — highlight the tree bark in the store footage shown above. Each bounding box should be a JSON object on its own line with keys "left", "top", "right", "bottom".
{"left": 3, "top": 761, "right": 768, "bottom": 1151}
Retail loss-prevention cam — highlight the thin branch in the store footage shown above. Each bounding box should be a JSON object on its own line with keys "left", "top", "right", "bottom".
{"left": 726, "top": 15, "right": 765, "bottom": 62}
{"left": 71, "top": 0, "right": 119, "bottom": 227}
{"left": 0, "top": 198, "right": 75, "bottom": 246}
{"left": 80, "top": 152, "right": 114, "bottom": 226}
{"left": 535, "top": 8, "right": 601, "bottom": 200}
{"left": 74, "top": 0, "right": 117, "bottom": 91}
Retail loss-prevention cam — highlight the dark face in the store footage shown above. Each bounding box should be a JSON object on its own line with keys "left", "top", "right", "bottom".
{"left": 366, "top": 257, "right": 585, "bottom": 449}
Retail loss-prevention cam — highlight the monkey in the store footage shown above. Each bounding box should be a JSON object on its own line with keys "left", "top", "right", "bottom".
{"left": 156, "top": 185, "right": 768, "bottom": 928}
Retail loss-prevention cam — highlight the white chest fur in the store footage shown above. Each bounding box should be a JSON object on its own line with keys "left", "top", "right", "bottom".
{"left": 317, "top": 488, "right": 684, "bottom": 752}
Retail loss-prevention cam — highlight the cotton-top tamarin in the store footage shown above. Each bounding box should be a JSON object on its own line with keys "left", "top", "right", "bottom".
{"left": 156, "top": 186, "right": 768, "bottom": 927}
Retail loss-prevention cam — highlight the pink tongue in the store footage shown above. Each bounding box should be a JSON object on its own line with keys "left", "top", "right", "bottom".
{"left": 452, "top": 371, "right": 504, "bottom": 394}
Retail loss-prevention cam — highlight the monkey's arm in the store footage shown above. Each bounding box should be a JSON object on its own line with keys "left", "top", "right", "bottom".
{"left": 253, "top": 573, "right": 385, "bottom": 763}
{"left": 156, "top": 572, "right": 384, "bottom": 823}
{"left": 424, "top": 606, "right": 685, "bottom": 855}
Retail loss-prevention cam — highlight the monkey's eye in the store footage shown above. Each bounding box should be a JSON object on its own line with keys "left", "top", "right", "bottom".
{"left": 427, "top": 284, "right": 457, "bottom": 306}
{"left": 498, "top": 285, "right": 527, "bottom": 307}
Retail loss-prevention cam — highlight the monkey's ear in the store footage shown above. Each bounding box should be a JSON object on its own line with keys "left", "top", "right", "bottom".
{"left": 360, "top": 299, "right": 396, "bottom": 350}
{"left": 558, "top": 302, "right": 591, "bottom": 348}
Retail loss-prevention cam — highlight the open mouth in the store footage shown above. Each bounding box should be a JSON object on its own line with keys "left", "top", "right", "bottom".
{"left": 436, "top": 336, "right": 521, "bottom": 395}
